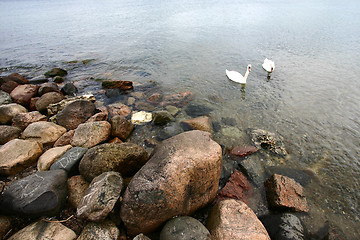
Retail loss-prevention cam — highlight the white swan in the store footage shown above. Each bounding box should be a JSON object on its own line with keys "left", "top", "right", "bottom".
{"left": 262, "top": 58, "right": 275, "bottom": 76}
{"left": 226, "top": 64, "right": 251, "bottom": 84}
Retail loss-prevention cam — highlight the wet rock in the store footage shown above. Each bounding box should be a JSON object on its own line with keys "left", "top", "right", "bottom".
{"left": 102, "top": 80, "right": 133, "bottom": 90}
{"left": 159, "top": 91, "right": 193, "bottom": 107}
{"left": 77, "top": 171, "right": 123, "bottom": 222}
{"left": 67, "top": 175, "right": 89, "bottom": 209}
{"left": 219, "top": 159, "right": 238, "bottom": 188}
{"left": 56, "top": 100, "right": 97, "bottom": 130}
{"left": 2, "top": 73, "right": 29, "bottom": 85}
{"left": 108, "top": 102, "right": 131, "bottom": 117}
{"left": 29, "top": 75, "right": 48, "bottom": 84}
{"left": 79, "top": 143, "right": 148, "bottom": 182}
{"left": 1, "top": 80, "right": 19, "bottom": 93}
{"left": 44, "top": 67, "right": 68, "bottom": 77}
{"left": 152, "top": 110, "right": 175, "bottom": 125}
{"left": 86, "top": 111, "right": 108, "bottom": 122}
{"left": 127, "top": 96, "right": 136, "bottom": 105}
{"left": 131, "top": 111, "right": 152, "bottom": 125}
{"left": 35, "top": 91, "right": 65, "bottom": 112}
{"left": 11, "top": 111, "right": 47, "bottom": 130}
{"left": 0, "top": 125, "right": 21, "bottom": 145}
{"left": 0, "top": 169, "right": 67, "bottom": 217}
{"left": 265, "top": 166, "right": 315, "bottom": 187}
{"left": 230, "top": 145, "right": 258, "bottom": 158}
{"left": 120, "top": 130, "right": 222, "bottom": 236}
{"left": 260, "top": 213, "right": 305, "bottom": 240}
{"left": 238, "top": 155, "right": 266, "bottom": 187}
{"left": 50, "top": 146, "right": 88, "bottom": 175}
{"left": 37, "top": 145, "right": 72, "bottom": 171}
{"left": 185, "top": 103, "right": 213, "bottom": 118}
{"left": 146, "top": 92, "right": 163, "bottom": 104}
{"left": 47, "top": 95, "right": 95, "bottom": 115}
{"left": 0, "top": 216, "right": 11, "bottom": 239}
{"left": 207, "top": 199, "right": 270, "bottom": 240}
{"left": 54, "top": 129, "right": 75, "bottom": 147}
{"left": 8, "top": 220, "right": 77, "bottom": 240}
{"left": 265, "top": 174, "right": 309, "bottom": 212}
{"left": 217, "top": 169, "right": 253, "bottom": 205}
{"left": 61, "top": 82, "right": 78, "bottom": 96}
{"left": 0, "top": 103, "right": 28, "bottom": 124}
{"left": 157, "top": 123, "right": 183, "bottom": 140}
{"left": 181, "top": 115, "right": 213, "bottom": 133}
{"left": 165, "top": 105, "right": 180, "bottom": 116}
{"left": 38, "top": 82, "right": 60, "bottom": 96}
{"left": 110, "top": 115, "right": 134, "bottom": 140}
{"left": 71, "top": 121, "right": 111, "bottom": 148}
{"left": 250, "top": 129, "right": 287, "bottom": 156}
{"left": 160, "top": 216, "right": 211, "bottom": 240}
{"left": 0, "top": 90, "right": 12, "bottom": 105}
{"left": 22, "top": 121, "right": 66, "bottom": 145}
{"left": 10, "top": 84, "right": 39, "bottom": 107}
{"left": 0, "top": 139, "right": 43, "bottom": 176}
{"left": 53, "top": 76, "right": 65, "bottom": 83}
{"left": 134, "top": 101, "right": 155, "bottom": 111}
{"left": 105, "top": 88, "right": 122, "bottom": 98}
{"left": 77, "top": 221, "right": 119, "bottom": 240}
{"left": 221, "top": 117, "right": 237, "bottom": 126}
{"left": 134, "top": 233, "right": 151, "bottom": 240}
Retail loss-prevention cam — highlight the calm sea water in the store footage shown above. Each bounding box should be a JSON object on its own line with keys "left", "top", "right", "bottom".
{"left": 1, "top": 0, "right": 360, "bottom": 238}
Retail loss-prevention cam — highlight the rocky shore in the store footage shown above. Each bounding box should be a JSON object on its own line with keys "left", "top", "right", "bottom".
{"left": 0, "top": 69, "right": 339, "bottom": 239}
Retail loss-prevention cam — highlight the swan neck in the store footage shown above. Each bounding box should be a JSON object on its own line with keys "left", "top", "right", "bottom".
{"left": 244, "top": 69, "right": 250, "bottom": 81}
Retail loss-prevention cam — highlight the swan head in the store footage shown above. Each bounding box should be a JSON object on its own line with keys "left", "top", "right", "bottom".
{"left": 247, "top": 64, "right": 252, "bottom": 72}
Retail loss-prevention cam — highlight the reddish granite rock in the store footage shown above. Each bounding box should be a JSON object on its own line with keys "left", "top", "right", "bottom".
{"left": 1, "top": 80, "right": 19, "bottom": 93}
{"left": 102, "top": 80, "right": 133, "bottom": 90}
{"left": 207, "top": 199, "right": 270, "bottom": 240}
{"left": 265, "top": 174, "right": 309, "bottom": 212}
{"left": 0, "top": 103, "right": 28, "bottom": 124}
{"left": 54, "top": 130, "right": 75, "bottom": 147}
{"left": 217, "top": 169, "right": 253, "bottom": 205}
{"left": 230, "top": 145, "right": 259, "bottom": 158}
{"left": 159, "top": 91, "right": 193, "bottom": 107}
{"left": 110, "top": 115, "right": 134, "bottom": 140}
{"left": 86, "top": 112, "right": 108, "bottom": 122}
{"left": 29, "top": 97, "right": 39, "bottom": 111}
{"left": 107, "top": 103, "right": 131, "bottom": 117}
{"left": 3, "top": 73, "right": 29, "bottom": 84}
{"left": 120, "top": 130, "right": 222, "bottom": 236}
{"left": 10, "top": 84, "right": 39, "bottom": 107}
{"left": 12, "top": 111, "right": 47, "bottom": 130}
{"left": 181, "top": 116, "right": 213, "bottom": 133}
{"left": 146, "top": 93, "right": 163, "bottom": 104}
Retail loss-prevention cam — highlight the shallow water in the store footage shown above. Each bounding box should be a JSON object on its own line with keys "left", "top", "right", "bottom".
{"left": 1, "top": 0, "right": 360, "bottom": 238}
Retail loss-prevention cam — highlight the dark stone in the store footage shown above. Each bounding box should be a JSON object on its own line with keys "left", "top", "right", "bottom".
{"left": 157, "top": 123, "right": 183, "bottom": 140}
{"left": 29, "top": 76, "right": 49, "bottom": 84}
{"left": 56, "top": 100, "right": 96, "bottom": 130}
{"left": 0, "top": 80, "right": 19, "bottom": 93}
{"left": 110, "top": 115, "right": 134, "bottom": 140}
{"left": 35, "top": 92, "right": 65, "bottom": 112}
{"left": 0, "top": 169, "right": 68, "bottom": 217}
{"left": 61, "top": 83, "right": 78, "bottom": 96}
{"left": 152, "top": 110, "right": 175, "bottom": 125}
{"left": 105, "top": 88, "right": 121, "bottom": 98}
{"left": 38, "top": 82, "right": 60, "bottom": 96}
{"left": 185, "top": 103, "right": 213, "bottom": 117}
{"left": 44, "top": 68, "right": 68, "bottom": 77}
{"left": 265, "top": 167, "right": 316, "bottom": 187}
{"left": 260, "top": 213, "right": 305, "bottom": 240}
{"left": 53, "top": 76, "right": 64, "bottom": 83}
{"left": 0, "top": 125, "right": 22, "bottom": 145}
{"left": 221, "top": 117, "right": 237, "bottom": 126}
{"left": 50, "top": 147, "right": 88, "bottom": 176}
{"left": 102, "top": 80, "right": 133, "bottom": 90}
{"left": 230, "top": 145, "right": 258, "bottom": 158}
{"left": 237, "top": 155, "right": 266, "bottom": 187}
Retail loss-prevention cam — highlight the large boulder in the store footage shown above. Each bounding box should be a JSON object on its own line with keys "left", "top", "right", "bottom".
{"left": 11, "top": 111, "right": 47, "bottom": 130}
{"left": 0, "top": 103, "right": 27, "bottom": 124}
{"left": 10, "top": 84, "right": 39, "bottom": 107}
{"left": 0, "top": 139, "right": 43, "bottom": 176}
{"left": 160, "top": 216, "right": 211, "bottom": 240}
{"left": 79, "top": 142, "right": 148, "bottom": 182}
{"left": 264, "top": 174, "right": 309, "bottom": 212}
{"left": 22, "top": 121, "right": 67, "bottom": 145}
{"left": 71, "top": 121, "right": 111, "bottom": 148}
{"left": 207, "top": 199, "right": 270, "bottom": 240}
{"left": 37, "top": 145, "right": 72, "bottom": 171}
{"left": 8, "top": 221, "right": 77, "bottom": 240}
{"left": 35, "top": 91, "right": 64, "bottom": 112}
{"left": 0, "top": 125, "right": 21, "bottom": 145}
{"left": 110, "top": 115, "right": 134, "bottom": 140}
{"left": 120, "top": 130, "right": 222, "bottom": 236}
{"left": 0, "top": 169, "right": 68, "bottom": 217}
{"left": 77, "top": 172, "right": 123, "bottom": 222}
{"left": 56, "top": 100, "right": 96, "bottom": 130}
{"left": 77, "top": 221, "right": 119, "bottom": 240}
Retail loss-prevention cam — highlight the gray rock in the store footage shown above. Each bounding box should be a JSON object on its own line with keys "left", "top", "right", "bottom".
{"left": 71, "top": 121, "right": 111, "bottom": 148}
{"left": 238, "top": 155, "right": 266, "bottom": 187}
{"left": 47, "top": 95, "right": 95, "bottom": 115}
{"left": 110, "top": 115, "right": 134, "bottom": 140}
{"left": 185, "top": 103, "right": 213, "bottom": 118}
{"left": 79, "top": 143, "right": 148, "bottom": 182}
{"left": 50, "top": 147, "right": 88, "bottom": 175}
{"left": 77, "top": 221, "right": 119, "bottom": 240}
{"left": 0, "top": 125, "right": 21, "bottom": 145}
{"left": 35, "top": 92, "right": 64, "bottom": 112}
{"left": 160, "top": 216, "right": 211, "bottom": 240}
{"left": 260, "top": 213, "right": 305, "bottom": 240}
{"left": 0, "top": 103, "right": 27, "bottom": 124}
{"left": 56, "top": 100, "right": 96, "bottom": 130}
{"left": 152, "top": 110, "right": 175, "bottom": 125}
{"left": 77, "top": 172, "right": 123, "bottom": 222}
{"left": 0, "top": 169, "right": 68, "bottom": 217}
{"left": 61, "top": 83, "right": 78, "bottom": 96}
{"left": 0, "top": 90, "right": 12, "bottom": 105}
{"left": 38, "top": 82, "right": 60, "bottom": 96}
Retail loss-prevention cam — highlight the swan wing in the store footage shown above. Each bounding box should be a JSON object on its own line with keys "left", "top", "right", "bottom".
{"left": 226, "top": 69, "right": 245, "bottom": 83}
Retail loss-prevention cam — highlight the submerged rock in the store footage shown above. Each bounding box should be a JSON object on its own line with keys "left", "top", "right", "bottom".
{"left": 44, "top": 67, "right": 68, "bottom": 77}
{"left": 181, "top": 115, "right": 213, "bottom": 133}
{"left": 185, "top": 103, "right": 213, "bottom": 117}
{"left": 120, "top": 130, "right": 222, "bottom": 236}
{"left": 131, "top": 111, "right": 152, "bottom": 125}
{"left": 152, "top": 110, "right": 174, "bottom": 125}
{"left": 102, "top": 80, "right": 133, "bottom": 90}
{"left": 250, "top": 128, "right": 287, "bottom": 156}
